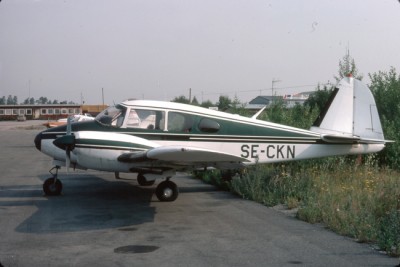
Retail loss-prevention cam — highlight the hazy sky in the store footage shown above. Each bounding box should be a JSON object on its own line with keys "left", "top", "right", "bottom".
{"left": 0, "top": 0, "right": 399, "bottom": 105}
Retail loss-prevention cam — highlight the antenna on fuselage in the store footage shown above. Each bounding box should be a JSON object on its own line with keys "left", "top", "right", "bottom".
{"left": 251, "top": 105, "right": 267, "bottom": 120}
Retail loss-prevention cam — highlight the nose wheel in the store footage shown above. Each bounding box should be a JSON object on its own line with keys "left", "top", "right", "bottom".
{"left": 43, "top": 166, "right": 63, "bottom": 196}
{"left": 155, "top": 179, "right": 178, "bottom": 202}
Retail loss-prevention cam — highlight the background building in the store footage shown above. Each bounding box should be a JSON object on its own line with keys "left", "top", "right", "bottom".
{"left": 0, "top": 104, "right": 108, "bottom": 121}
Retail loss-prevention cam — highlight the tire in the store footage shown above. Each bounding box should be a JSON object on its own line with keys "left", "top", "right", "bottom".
{"left": 43, "top": 177, "right": 63, "bottom": 196}
{"left": 137, "top": 173, "right": 155, "bottom": 186}
{"left": 155, "top": 181, "right": 179, "bottom": 202}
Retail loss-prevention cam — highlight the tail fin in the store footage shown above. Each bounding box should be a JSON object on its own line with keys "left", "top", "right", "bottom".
{"left": 310, "top": 77, "right": 385, "bottom": 143}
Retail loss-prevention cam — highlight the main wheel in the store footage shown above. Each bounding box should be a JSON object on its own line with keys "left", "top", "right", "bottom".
{"left": 137, "top": 173, "right": 155, "bottom": 186}
{"left": 155, "top": 181, "right": 179, "bottom": 202}
{"left": 43, "top": 177, "right": 63, "bottom": 196}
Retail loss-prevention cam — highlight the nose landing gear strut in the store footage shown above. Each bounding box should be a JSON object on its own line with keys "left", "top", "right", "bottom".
{"left": 43, "top": 166, "right": 63, "bottom": 196}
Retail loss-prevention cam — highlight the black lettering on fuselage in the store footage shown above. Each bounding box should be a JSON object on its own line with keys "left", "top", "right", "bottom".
{"left": 287, "top": 145, "right": 295, "bottom": 159}
{"left": 251, "top": 145, "right": 259, "bottom": 158}
{"left": 267, "top": 145, "right": 275, "bottom": 159}
{"left": 241, "top": 144, "right": 250, "bottom": 158}
{"left": 241, "top": 144, "right": 296, "bottom": 160}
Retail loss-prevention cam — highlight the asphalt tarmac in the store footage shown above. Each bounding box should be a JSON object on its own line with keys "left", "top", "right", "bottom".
{"left": 0, "top": 120, "right": 399, "bottom": 267}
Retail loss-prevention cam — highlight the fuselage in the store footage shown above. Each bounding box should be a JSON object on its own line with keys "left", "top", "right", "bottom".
{"left": 34, "top": 100, "right": 385, "bottom": 173}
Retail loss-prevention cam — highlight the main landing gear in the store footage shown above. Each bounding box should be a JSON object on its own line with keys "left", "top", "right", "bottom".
{"left": 133, "top": 173, "right": 179, "bottom": 202}
{"left": 155, "top": 178, "right": 179, "bottom": 202}
{"left": 43, "top": 166, "right": 63, "bottom": 196}
{"left": 115, "top": 172, "right": 178, "bottom": 201}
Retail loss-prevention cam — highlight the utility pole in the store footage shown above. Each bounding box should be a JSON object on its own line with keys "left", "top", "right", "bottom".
{"left": 271, "top": 79, "right": 281, "bottom": 102}
{"left": 102, "top": 88, "right": 104, "bottom": 106}
{"left": 189, "top": 88, "right": 192, "bottom": 103}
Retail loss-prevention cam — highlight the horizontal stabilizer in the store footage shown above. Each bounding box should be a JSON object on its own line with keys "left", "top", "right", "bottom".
{"left": 321, "top": 134, "right": 360, "bottom": 144}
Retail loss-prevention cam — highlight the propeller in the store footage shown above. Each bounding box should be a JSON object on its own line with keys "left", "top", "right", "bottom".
{"left": 53, "top": 116, "right": 76, "bottom": 172}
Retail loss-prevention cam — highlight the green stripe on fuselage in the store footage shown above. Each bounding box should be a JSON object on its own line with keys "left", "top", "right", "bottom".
{"left": 75, "top": 138, "right": 153, "bottom": 151}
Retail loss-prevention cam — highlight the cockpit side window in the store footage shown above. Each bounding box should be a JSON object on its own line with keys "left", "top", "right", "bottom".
{"left": 96, "top": 105, "right": 126, "bottom": 127}
{"left": 126, "top": 109, "right": 165, "bottom": 130}
{"left": 167, "top": 112, "right": 195, "bottom": 132}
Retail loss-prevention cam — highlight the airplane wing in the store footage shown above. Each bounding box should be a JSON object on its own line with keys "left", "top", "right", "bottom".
{"left": 118, "top": 145, "right": 250, "bottom": 169}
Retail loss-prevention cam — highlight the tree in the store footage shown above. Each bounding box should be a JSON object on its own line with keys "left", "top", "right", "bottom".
{"left": 36, "top": 96, "right": 48, "bottom": 104}
{"left": 304, "top": 84, "right": 333, "bottom": 112}
{"left": 369, "top": 67, "right": 400, "bottom": 168}
{"left": 191, "top": 96, "right": 199, "bottom": 106}
{"left": 217, "top": 95, "right": 232, "bottom": 111}
{"left": 6, "top": 95, "right": 17, "bottom": 105}
{"left": 171, "top": 95, "right": 190, "bottom": 104}
{"left": 0, "top": 96, "right": 5, "bottom": 105}
{"left": 334, "top": 50, "right": 363, "bottom": 82}
{"left": 200, "top": 100, "right": 214, "bottom": 108}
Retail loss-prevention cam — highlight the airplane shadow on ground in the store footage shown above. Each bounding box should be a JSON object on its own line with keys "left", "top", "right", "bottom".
{"left": 0, "top": 173, "right": 157, "bottom": 234}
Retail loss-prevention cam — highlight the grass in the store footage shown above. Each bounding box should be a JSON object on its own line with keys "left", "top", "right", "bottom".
{"left": 195, "top": 156, "right": 400, "bottom": 256}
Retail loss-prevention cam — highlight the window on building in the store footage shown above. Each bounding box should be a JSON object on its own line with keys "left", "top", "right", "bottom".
{"left": 26, "top": 109, "right": 32, "bottom": 115}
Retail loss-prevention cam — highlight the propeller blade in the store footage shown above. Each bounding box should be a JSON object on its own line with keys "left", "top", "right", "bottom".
{"left": 65, "top": 116, "right": 72, "bottom": 173}
{"left": 66, "top": 148, "right": 71, "bottom": 173}
{"left": 67, "top": 116, "right": 72, "bottom": 134}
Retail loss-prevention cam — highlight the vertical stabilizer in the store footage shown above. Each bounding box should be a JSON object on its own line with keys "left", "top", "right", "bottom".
{"left": 310, "top": 77, "right": 384, "bottom": 142}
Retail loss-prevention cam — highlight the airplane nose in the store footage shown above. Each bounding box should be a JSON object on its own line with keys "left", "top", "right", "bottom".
{"left": 34, "top": 132, "right": 42, "bottom": 151}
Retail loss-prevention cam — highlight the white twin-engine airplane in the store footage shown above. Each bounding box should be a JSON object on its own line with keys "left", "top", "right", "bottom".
{"left": 34, "top": 77, "right": 387, "bottom": 201}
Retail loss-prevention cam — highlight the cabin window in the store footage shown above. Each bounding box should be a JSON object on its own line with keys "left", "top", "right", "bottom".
{"left": 19, "top": 109, "right": 25, "bottom": 115}
{"left": 26, "top": 109, "right": 32, "bottom": 115}
{"left": 126, "top": 109, "right": 165, "bottom": 130}
{"left": 198, "top": 118, "right": 220, "bottom": 133}
{"left": 0, "top": 109, "right": 4, "bottom": 115}
{"left": 167, "top": 112, "right": 195, "bottom": 132}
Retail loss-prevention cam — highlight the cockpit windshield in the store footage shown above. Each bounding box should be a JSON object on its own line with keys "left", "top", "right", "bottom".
{"left": 95, "top": 105, "right": 127, "bottom": 127}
